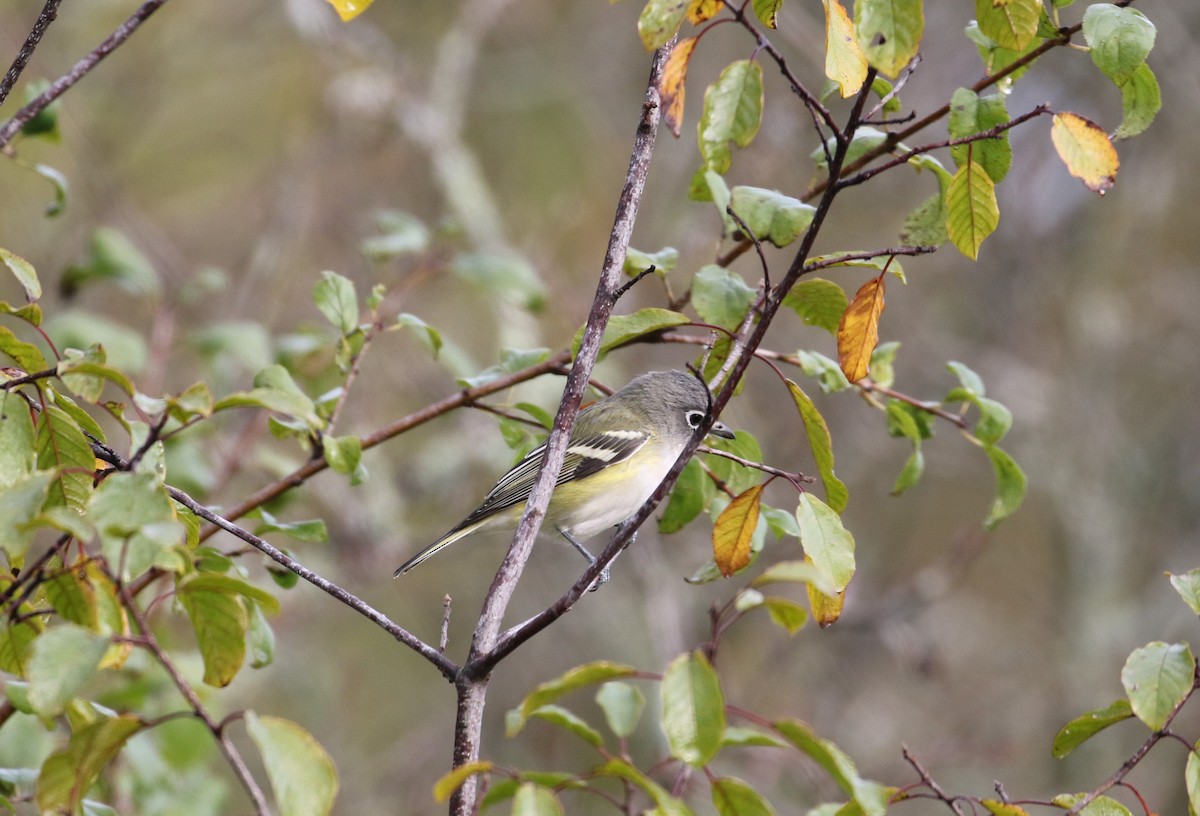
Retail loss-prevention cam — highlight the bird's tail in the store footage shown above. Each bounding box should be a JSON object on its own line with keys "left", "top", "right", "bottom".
{"left": 392, "top": 520, "right": 485, "bottom": 577}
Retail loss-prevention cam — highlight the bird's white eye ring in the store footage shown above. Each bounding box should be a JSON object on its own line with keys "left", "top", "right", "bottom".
{"left": 685, "top": 409, "right": 705, "bottom": 429}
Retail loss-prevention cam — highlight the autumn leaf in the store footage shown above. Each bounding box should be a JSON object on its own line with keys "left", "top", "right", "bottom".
{"left": 661, "top": 37, "right": 699, "bottom": 138}
{"left": 945, "top": 159, "right": 999, "bottom": 260}
{"left": 1051, "top": 112, "right": 1119, "bottom": 195}
{"left": 822, "top": 0, "right": 867, "bottom": 98}
{"left": 713, "top": 485, "right": 763, "bottom": 576}
{"left": 836, "top": 275, "right": 885, "bottom": 383}
{"left": 687, "top": 0, "right": 724, "bottom": 24}
{"left": 325, "top": 0, "right": 373, "bottom": 21}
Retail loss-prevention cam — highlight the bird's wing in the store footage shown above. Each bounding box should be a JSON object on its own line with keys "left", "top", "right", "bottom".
{"left": 459, "top": 429, "right": 649, "bottom": 525}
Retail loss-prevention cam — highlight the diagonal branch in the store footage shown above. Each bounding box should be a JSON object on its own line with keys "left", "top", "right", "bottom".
{"left": 0, "top": 0, "right": 63, "bottom": 109}
{"left": 0, "top": 0, "right": 172, "bottom": 149}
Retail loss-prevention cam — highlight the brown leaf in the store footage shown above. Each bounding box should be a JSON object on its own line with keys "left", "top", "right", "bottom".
{"left": 836, "top": 275, "right": 886, "bottom": 383}
{"left": 660, "top": 37, "right": 698, "bottom": 138}
{"left": 713, "top": 485, "right": 763, "bottom": 577}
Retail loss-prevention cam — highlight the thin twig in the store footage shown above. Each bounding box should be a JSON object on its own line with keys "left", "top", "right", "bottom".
{"left": 116, "top": 575, "right": 273, "bottom": 815}
{"left": 167, "top": 485, "right": 458, "bottom": 681}
{"left": 0, "top": 0, "right": 173, "bottom": 149}
{"left": 0, "top": 0, "right": 63, "bottom": 109}
{"left": 697, "top": 444, "right": 814, "bottom": 489}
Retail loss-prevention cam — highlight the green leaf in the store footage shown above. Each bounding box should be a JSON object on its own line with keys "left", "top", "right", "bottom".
{"left": 1120, "top": 642, "right": 1195, "bottom": 730}
{"left": 965, "top": 21, "right": 1040, "bottom": 90}
{"left": 692, "top": 265, "right": 756, "bottom": 330}
{"left": 434, "top": 762, "right": 494, "bottom": 803}
{"left": 775, "top": 720, "right": 866, "bottom": 800}
{"left": 795, "top": 350, "right": 851, "bottom": 393}
{"left": 1051, "top": 699, "right": 1133, "bottom": 759}
{"left": 946, "top": 360, "right": 985, "bottom": 397}
{"left": 513, "top": 782, "right": 564, "bottom": 816}
{"left": 982, "top": 445, "right": 1026, "bottom": 530}
{"left": 35, "top": 714, "right": 142, "bottom": 814}
{"left": 89, "top": 471, "right": 183, "bottom": 580}
{"left": 973, "top": 396, "right": 1012, "bottom": 445}
{"left": 34, "top": 163, "right": 69, "bottom": 217}
{"left": 661, "top": 651, "right": 726, "bottom": 767}
{"left": 177, "top": 575, "right": 249, "bottom": 687}
{"left": 0, "top": 390, "right": 36, "bottom": 489}
{"left": 245, "top": 712, "right": 339, "bottom": 816}
{"left": 1187, "top": 741, "right": 1200, "bottom": 816}
{"left": 811, "top": 127, "right": 891, "bottom": 171}
{"left": 712, "top": 776, "right": 778, "bottom": 816}
{"left": 638, "top": 0, "right": 689, "bottom": 50}
{"left": 796, "top": 494, "right": 854, "bottom": 593}
{"left": 0, "top": 247, "right": 41, "bottom": 301}
{"left": 1114, "top": 62, "right": 1160, "bottom": 140}
{"left": 0, "top": 324, "right": 48, "bottom": 372}
{"left": 394, "top": 313, "right": 443, "bottom": 358}
{"left": 782, "top": 279, "right": 848, "bottom": 335}
{"left": 854, "top": 0, "right": 924, "bottom": 78}
{"left": 706, "top": 430, "right": 764, "bottom": 495}
{"left": 215, "top": 365, "right": 323, "bottom": 430}
{"left": 722, "top": 726, "right": 788, "bottom": 748}
{"left": 698, "top": 60, "right": 764, "bottom": 173}
{"left": 452, "top": 251, "right": 545, "bottom": 310}
{"left": 35, "top": 404, "right": 93, "bottom": 511}
{"left": 313, "top": 271, "right": 359, "bottom": 335}
{"left": 0, "top": 616, "right": 41, "bottom": 676}
{"left": 573, "top": 308, "right": 691, "bottom": 357}
{"left": 181, "top": 573, "right": 282, "bottom": 616}
{"left": 785, "top": 379, "right": 848, "bottom": 512}
{"left": 763, "top": 597, "right": 809, "bottom": 635}
{"left": 625, "top": 246, "right": 679, "bottom": 277}
{"left": 507, "top": 661, "right": 638, "bottom": 736}
{"left": 57, "top": 345, "right": 136, "bottom": 402}
{"left": 975, "top": 0, "right": 1040, "bottom": 51}
{"left": 1169, "top": 569, "right": 1200, "bottom": 615}
{"left": 1082, "top": 4, "right": 1155, "bottom": 86}
{"left": 323, "top": 434, "right": 362, "bottom": 476}
{"left": 529, "top": 705, "right": 603, "bottom": 747}
{"left": 869, "top": 341, "right": 900, "bottom": 389}
{"left": 596, "top": 681, "right": 646, "bottom": 739}
{"left": 593, "top": 758, "right": 695, "bottom": 816}
{"left": 1049, "top": 794, "right": 1131, "bottom": 816}
{"left": 892, "top": 447, "right": 924, "bottom": 495}
{"left": 900, "top": 191, "right": 950, "bottom": 247}
{"left": 27, "top": 624, "right": 109, "bottom": 717}
{"left": 659, "top": 458, "right": 708, "bottom": 534}
{"left": 948, "top": 88, "right": 1012, "bottom": 182}
{"left": 751, "top": 560, "right": 837, "bottom": 596}
{"left": 62, "top": 227, "right": 160, "bottom": 299}
{"left": 728, "top": 187, "right": 815, "bottom": 248}
{"left": 254, "top": 509, "right": 330, "bottom": 543}
{"left": 946, "top": 159, "right": 999, "bottom": 260}
{"left": 361, "top": 209, "right": 429, "bottom": 260}
{"left": 43, "top": 568, "right": 99, "bottom": 630}
{"left": 752, "top": 0, "right": 782, "bottom": 28}
{"left": 0, "top": 471, "right": 52, "bottom": 561}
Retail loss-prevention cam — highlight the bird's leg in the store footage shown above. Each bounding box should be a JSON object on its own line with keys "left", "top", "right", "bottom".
{"left": 559, "top": 529, "right": 609, "bottom": 590}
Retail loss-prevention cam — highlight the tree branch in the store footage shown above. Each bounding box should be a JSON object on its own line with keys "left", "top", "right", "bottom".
{"left": 0, "top": 0, "right": 172, "bottom": 149}
{"left": 0, "top": 0, "right": 63, "bottom": 109}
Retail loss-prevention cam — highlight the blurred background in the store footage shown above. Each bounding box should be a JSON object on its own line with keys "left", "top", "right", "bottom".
{"left": 1, "top": 0, "right": 1199, "bottom": 812}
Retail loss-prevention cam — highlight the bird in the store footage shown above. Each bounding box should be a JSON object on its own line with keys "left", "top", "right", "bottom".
{"left": 393, "top": 369, "right": 734, "bottom": 578}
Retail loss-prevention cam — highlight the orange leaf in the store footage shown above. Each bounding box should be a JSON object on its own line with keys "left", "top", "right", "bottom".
{"left": 713, "top": 485, "right": 763, "bottom": 577}
{"left": 836, "top": 275, "right": 886, "bottom": 383}
{"left": 1051, "top": 112, "right": 1119, "bottom": 195}
{"left": 660, "top": 37, "right": 698, "bottom": 138}
{"left": 687, "top": 0, "right": 724, "bottom": 24}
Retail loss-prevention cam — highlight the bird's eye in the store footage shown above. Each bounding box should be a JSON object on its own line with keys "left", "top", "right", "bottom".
{"left": 685, "top": 410, "right": 705, "bottom": 429}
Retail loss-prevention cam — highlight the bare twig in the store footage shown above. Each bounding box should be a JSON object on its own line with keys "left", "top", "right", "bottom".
{"left": 697, "top": 444, "right": 814, "bottom": 489}
{"left": 0, "top": 0, "right": 63, "bottom": 109}
{"left": 116, "top": 576, "right": 273, "bottom": 815}
{"left": 0, "top": 0, "right": 173, "bottom": 149}
{"left": 168, "top": 485, "right": 458, "bottom": 682}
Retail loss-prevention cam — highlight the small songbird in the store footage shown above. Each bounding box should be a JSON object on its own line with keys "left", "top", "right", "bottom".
{"left": 394, "top": 369, "right": 734, "bottom": 578}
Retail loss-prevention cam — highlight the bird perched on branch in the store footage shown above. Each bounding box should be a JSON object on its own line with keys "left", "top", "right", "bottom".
{"left": 394, "top": 369, "right": 734, "bottom": 579}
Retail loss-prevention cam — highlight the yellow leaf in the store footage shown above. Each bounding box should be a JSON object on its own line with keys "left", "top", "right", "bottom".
{"left": 946, "top": 159, "right": 999, "bottom": 260}
{"left": 822, "top": 0, "right": 867, "bottom": 98}
{"left": 687, "top": 0, "right": 724, "bottom": 24}
{"left": 325, "top": 0, "right": 373, "bottom": 21}
{"left": 1051, "top": 112, "right": 1119, "bottom": 195}
{"left": 433, "top": 761, "right": 494, "bottom": 803}
{"left": 660, "top": 37, "right": 698, "bottom": 138}
{"left": 807, "top": 569, "right": 845, "bottom": 627}
{"left": 836, "top": 276, "right": 885, "bottom": 383}
{"left": 713, "top": 485, "right": 763, "bottom": 577}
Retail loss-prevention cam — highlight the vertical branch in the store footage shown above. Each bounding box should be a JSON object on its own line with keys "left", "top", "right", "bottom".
{"left": 448, "top": 41, "right": 672, "bottom": 816}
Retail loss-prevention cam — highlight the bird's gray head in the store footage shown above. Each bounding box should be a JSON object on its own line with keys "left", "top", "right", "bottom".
{"left": 616, "top": 370, "right": 734, "bottom": 439}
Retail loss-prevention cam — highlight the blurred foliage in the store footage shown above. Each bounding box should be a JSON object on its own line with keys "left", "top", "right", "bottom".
{"left": 1, "top": 0, "right": 1199, "bottom": 814}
